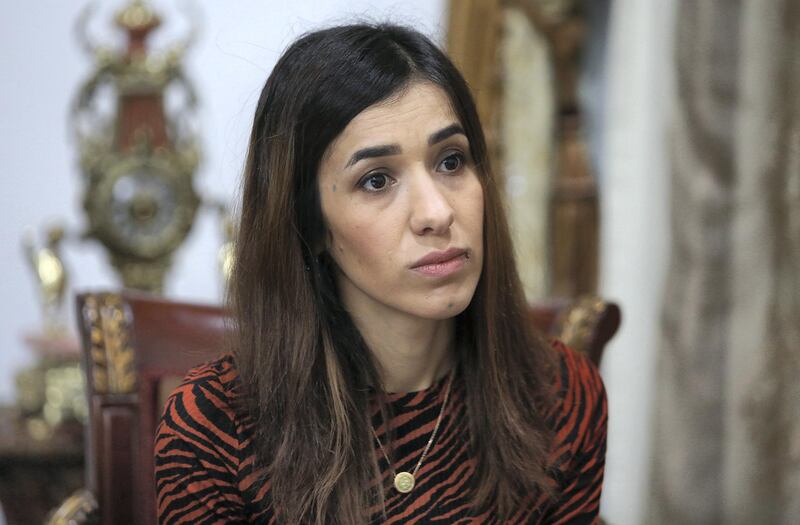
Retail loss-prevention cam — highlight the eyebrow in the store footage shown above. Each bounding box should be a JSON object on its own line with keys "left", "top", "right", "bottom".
{"left": 345, "top": 145, "right": 401, "bottom": 168}
{"left": 344, "top": 123, "right": 466, "bottom": 168}
{"left": 428, "top": 124, "right": 465, "bottom": 146}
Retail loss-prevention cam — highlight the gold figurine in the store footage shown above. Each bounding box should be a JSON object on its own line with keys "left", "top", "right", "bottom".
{"left": 218, "top": 210, "right": 236, "bottom": 287}
{"left": 22, "top": 226, "right": 69, "bottom": 336}
{"left": 20, "top": 225, "right": 86, "bottom": 443}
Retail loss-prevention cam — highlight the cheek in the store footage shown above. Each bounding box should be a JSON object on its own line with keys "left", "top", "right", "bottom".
{"left": 327, "top": 216, "right": 395, "bottom": 276}
{"left": 461, "top": 180, "right": 485, "bottom": 236}
{"left": 475, "top": 189, "right": 485, "bottom": 228}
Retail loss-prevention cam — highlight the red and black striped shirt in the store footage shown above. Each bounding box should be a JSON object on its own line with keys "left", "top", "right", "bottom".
{"left": 155, "top": 341, "right": 607, "bottom": 523}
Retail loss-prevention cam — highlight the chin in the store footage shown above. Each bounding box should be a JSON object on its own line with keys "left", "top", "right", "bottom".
{"left": 414, "top": 293, "right": 473, "bottom": 321}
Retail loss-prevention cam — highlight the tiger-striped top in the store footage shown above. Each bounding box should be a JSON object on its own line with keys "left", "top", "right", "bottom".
{"left": 155, "top": 341, "right": 607, "bottom": 524}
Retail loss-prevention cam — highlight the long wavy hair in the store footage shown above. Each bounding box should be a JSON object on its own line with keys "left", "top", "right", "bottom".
{"left": 230, "top": 23, "right": 556, "bottom": 524}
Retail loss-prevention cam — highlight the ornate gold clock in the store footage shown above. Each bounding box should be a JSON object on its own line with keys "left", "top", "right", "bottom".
{"left": 73, "top": 0, "right": 200, "bottom": 292}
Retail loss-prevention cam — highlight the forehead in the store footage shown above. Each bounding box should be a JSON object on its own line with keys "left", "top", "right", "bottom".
{"left": 324, "top": 82, "right": 460, "bottom": 160}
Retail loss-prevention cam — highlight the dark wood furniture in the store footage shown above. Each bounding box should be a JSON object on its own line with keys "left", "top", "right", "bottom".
{"left": 0, "top": 407, "right": 84, "bottom": 525}
{"left": 47, "top": 291, "right": 620, "bottom": 525}
{"left": 529, "top": 295, "right": 621, "bottom": 366}
{"left": 47, "top": 292, "right": 227, "bottom": 525}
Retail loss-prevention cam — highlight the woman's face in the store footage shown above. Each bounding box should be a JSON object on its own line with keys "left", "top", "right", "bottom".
{"left": 318, "top": 81, "right": 484, "bottom": 322}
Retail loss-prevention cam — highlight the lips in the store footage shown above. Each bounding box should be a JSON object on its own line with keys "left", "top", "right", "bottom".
{"left": 411, "top": 247, "right": 466, "bottom": 268}
{"left": 411, "top": 250, "right": 468, "bottom": 278}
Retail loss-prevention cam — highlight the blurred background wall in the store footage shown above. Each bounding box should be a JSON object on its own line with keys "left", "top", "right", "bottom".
{"left": 0, "top": 1, "right": 677, "bottom": 524}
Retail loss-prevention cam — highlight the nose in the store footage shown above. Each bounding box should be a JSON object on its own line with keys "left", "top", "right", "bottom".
{"left": 408, "top": 170, "right": 455, "bottom": 236}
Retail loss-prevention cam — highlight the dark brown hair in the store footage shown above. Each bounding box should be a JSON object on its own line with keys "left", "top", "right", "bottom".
{"left": 230, "top": 23, "right": 556, "bottom": 524}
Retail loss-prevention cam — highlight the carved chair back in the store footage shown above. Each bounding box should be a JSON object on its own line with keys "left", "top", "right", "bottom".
{"left": 77, "top": 292, "right": 228, "bottom": 525}
{"left": 48, "top": 291, "right": 619, "bottom": 525}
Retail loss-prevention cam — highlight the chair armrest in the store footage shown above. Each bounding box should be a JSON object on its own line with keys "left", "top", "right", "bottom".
{"left": 553, "top": 295, "right": 621, "bottom": 365}
{"left": 45, "top": 488, "right": 98, "bottom": 525}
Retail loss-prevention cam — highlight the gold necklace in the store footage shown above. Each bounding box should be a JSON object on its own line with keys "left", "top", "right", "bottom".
{"left": 371, "top": 369, "right": 455, "bottom": 494}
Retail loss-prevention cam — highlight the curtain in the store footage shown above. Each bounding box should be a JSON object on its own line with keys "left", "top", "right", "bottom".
{"left": 649, "top": 1, "right": 800, "bottom": 523}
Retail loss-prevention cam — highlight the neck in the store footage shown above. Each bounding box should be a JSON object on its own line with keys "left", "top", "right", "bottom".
{"left": 350, "top": 311, "right": 456, "bottom": 394}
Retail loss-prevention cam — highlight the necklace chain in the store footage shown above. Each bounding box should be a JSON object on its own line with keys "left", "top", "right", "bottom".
{"left": 371, "top": 369, "right": 455, "bottom": 494}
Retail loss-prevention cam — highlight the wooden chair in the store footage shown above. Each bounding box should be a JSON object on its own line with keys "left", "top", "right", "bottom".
{"left": 529, "top": 295, "right": 621, "bottom": 366}
{"left": 47, "top": 292, "right": 228, "bottom": 525}
{"left": 46, "top": 291, "right": 620, "bottom": 525}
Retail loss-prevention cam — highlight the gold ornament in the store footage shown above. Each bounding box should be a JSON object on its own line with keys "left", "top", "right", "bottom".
{"left": 393, "top": 472, "right": 416, "bottom": 493}
{"left": 22, "top": 226, "right": 69, "bottom": 335}
{"left": 72, "top": 0, "right": 200, "bottom": 292}
{"left": 372, "top": 370, "right": 455, "bottom": 494}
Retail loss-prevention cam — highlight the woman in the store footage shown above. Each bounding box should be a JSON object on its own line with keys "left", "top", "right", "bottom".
{"left": 155, "top": 23, "right": 606, "bottom": 524}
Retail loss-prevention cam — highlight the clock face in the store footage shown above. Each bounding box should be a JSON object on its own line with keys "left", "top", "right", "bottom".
{"left": 87, "top": 155, "right": 199, "bottom": 259}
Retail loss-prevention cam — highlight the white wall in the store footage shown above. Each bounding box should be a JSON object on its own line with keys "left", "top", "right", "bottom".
{"left": 0, "top": 0, "right": 446, "bottom": 403}
{"left": 598, "top": 1, "right": 676, "bottom": 524}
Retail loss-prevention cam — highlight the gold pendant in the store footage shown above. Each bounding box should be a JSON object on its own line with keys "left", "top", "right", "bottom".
{"left": 394, "top": 472, "right": 415, "bottom": 493}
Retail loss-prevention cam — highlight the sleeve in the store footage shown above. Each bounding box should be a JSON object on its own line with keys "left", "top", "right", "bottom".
{"left": 155, "top": 375, "right": 248, "bottom": 524}
{"left": 544, "top": 344, "right": 608, "bottom": 524}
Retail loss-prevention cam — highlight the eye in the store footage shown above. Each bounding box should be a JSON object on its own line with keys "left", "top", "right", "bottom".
{"left": 358, "top": 172, "right": 392, "bottom": 193}
{"left": 437, "top": 152, "right": 465, "bottom": 174}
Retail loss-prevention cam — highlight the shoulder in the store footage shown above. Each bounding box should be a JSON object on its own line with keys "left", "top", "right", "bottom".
{"left": 550, "top": 340, "right": 606, "bottom": 404}
{"left": 535, "top": 341, "right": 607, "bottom": 521}
{"left": 177, "top": 353, "right": 242, "bottom": 402}
{"left": 155, "top": 355, "right": 250, "bottom": 521}
{"left": 547, "top": 340, "right": 608, "bottom": 463}
{"left": 155, "top": 354, "right": 244, "bottom": 460}
{"left": 164, "top": 353, "right": 241, "bottom": 415}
